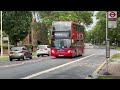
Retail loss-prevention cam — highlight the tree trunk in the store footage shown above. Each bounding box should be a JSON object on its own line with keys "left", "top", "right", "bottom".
{"left": 14, "top": 41, "right": 17, "bottom": 46}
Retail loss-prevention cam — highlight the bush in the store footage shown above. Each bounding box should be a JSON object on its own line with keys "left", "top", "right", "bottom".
{"left": 22, "top": 44, "right": 37, "bottom": 48}
{"left": 0, "top": 45, "right": 14, "bottom": 49}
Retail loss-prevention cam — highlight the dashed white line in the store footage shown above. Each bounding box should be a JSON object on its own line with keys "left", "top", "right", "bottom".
{"left": 21, "top": 54, "right": 95, "bottom": 79}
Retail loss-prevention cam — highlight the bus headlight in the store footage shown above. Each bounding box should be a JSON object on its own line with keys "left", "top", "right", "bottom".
{"left": 51, "top": 50, "right": 55, "bottom": 54}
{"left": 67, "top": 50, "right": 72, "bottom": 53}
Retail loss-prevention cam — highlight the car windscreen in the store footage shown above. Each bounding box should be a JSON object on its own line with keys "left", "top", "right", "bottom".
{"left": 38, "top": 45, "right": 47, "bottom": 49}
{"left": 11, "top": 47, "right": 22, "bottom": 51}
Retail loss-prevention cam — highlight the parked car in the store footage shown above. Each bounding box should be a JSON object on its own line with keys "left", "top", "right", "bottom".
{"left": 36, "top": 45, "right": 50, "bottom": 57}
{"left": 9, "top": 46, "right": 32, "bottom": 61}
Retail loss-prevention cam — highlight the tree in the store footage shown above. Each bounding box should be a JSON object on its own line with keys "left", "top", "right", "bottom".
{"left": 3, "top": 11, "right": 32, "bottom": 46}
{"left": 87, "top": 11, "right": 120, "bottom": 46}
{"left": 34, "top": 11, "right": 93, "bottom": 44}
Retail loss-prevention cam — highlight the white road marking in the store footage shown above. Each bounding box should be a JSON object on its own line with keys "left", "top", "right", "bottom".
{"left": 21, "top": 54, "right": 95, "bottom": 79}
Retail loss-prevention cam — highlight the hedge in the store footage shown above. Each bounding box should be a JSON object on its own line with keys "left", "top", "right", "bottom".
{"left": 0, "top": 45, "right": 14, "bottom": 49}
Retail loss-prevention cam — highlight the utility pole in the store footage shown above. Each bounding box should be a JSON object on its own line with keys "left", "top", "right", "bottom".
{"left": 115, "top": 38, "right": 116, "bottom": 49}
{"left": 31, "top": 11, "right": 36, "bottom": 45}
{"left": 1, "top": 11, "right": 3, "bottom": 56}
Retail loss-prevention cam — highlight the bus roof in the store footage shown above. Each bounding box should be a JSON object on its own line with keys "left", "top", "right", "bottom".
{"left": 52, "top": 21, "right": 83, "bottom": 26}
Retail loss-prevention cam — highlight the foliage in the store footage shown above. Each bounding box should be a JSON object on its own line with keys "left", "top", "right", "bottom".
{"left": 97, "top": 76, "right": 113, "bottom": 79}
{"left": 110, "top": 53, "right": 120, "bottom": 60}
{"left": 3, "top": 11, "right": 32, "bottom": 46}
{"left": 33, "top": 11, "right": 93, "bottom": 44}
{"left": 86, "top": 11, "right": 120, "bottom": 46}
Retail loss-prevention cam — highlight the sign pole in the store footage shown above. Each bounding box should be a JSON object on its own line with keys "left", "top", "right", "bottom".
{"left": 8, "top": 37, "right": 10, "bottom": 55}
{"left": 105, "top": 11, "right": 110, "bottom": 74}
{"left": 106, "top": 12, "right": 108, "bottom": 42}
{"left": 106, "top": 11, "right": 108, "bottom": 73}
{"left": 0, "top": 11, "right": 3, "bottom": 56}
{"left": 105, "top": 11, "right": 117, "bottom": 75}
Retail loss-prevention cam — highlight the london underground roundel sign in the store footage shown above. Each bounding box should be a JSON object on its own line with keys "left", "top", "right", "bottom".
{"left": 108, "top": 11, "right": 117, "bottom": 19}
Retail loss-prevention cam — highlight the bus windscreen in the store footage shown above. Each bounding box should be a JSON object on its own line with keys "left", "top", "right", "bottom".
{"left": 51, "top": 39, "right": 71, "bottom": 49}
{"left": 52, "top": 22, "right": 71, "bottom": 31}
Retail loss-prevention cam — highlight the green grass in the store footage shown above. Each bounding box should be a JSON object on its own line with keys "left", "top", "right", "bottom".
{"left": 110, "top": 53, "right": 120, "bottom": 61}
{"left": 0, "top": 56, "right": 9, "bottom": 61}
{"left": 0, "top": 52, "right": 36, "bottom": 62}
{"left": 116, "top": 47, "right": 120, "bottom": 51}
{"left": 32, "top": 52, "right": 37, "bottom": 56}
{"left": 97, "top": 76, "right": 113, "bottom": 79}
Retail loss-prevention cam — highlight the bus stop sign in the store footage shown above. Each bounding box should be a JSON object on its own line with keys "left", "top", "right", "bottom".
{"left": 108, "top": 11, "right": 117, "bottom": 20}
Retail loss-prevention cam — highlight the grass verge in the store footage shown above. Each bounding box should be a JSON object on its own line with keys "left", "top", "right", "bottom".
{"left": 32, "top": 52, "right": 37, "bottom": 56}
{"left": 0, "top": 56, "right": 9, "bottom": 61}
{"left": 97, "top": 75, "right": 113, "bottom": 79}
{"left": 109, "top": 53, "right": 120, "bottom": 62}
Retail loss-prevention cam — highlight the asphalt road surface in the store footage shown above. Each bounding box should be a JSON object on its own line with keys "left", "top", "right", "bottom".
{"left": 0, "top": 45, "right": 119, "bottom": 79}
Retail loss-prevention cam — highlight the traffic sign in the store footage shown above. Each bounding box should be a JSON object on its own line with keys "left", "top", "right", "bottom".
{"left": 108, "top": 21, "right": 117, "bottom": 28}
{"left": 108, "top": 11, "right": 117, "bottom": 20}
{"left": 2, "top": 37, "right": 8, "bottom": 41}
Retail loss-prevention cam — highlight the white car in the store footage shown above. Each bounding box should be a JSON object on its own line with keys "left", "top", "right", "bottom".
{"left": 36, "top": 45, "right": 50, "bottom": 57}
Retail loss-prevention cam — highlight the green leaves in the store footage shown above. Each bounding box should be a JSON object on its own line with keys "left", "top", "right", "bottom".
{"left": 3, "top": 11, "right": 32, "bottom": 45}
{"left": 34, "top": 11, "right": 93, "bottom": 45}
{"left": 87, "top": 11, "right": 120, "bottom": 46}
{"left": 38, "top": 11, "right": 93, "bottom": 27}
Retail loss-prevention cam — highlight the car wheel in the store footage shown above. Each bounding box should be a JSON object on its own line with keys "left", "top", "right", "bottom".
{"left": 48, "top": 54, "right": 49, "bottom": 56}
{"left": 30, "top": 56, "right": 32, "bottom": 59}
{"left": 37, "top": 55, "right": 40, "bottom": 57}
{"left": 23, "top": 55, "right": 26, "bottom": 60}
{"left": 10, "top": 58, "right": 13, "bottom": 61}
{"left": 18, "top": 58, "right": 21, "bottom": 61}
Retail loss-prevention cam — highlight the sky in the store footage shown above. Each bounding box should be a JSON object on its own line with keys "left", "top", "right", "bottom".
{"left": 86, "top": 11, "right": 99, "bottom": 31}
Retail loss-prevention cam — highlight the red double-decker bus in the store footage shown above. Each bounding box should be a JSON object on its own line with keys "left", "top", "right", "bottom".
{"left": 50, "top": 21, "right": 85, "bottom": 57}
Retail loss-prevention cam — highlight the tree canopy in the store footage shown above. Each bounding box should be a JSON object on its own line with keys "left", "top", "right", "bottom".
{"left": 33, "top": 11, "right": 93, "bottom": 44}
{"left": 3, "top": 11, "right": 32, "bottom": 46}
{"left": 86, "top": 11, "right": 120, "bottom": 46}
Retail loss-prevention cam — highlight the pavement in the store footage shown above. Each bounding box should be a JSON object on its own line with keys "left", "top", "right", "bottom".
{"left": 85, "top": 45, "right": 120, "bottom": 79}
{"left": 98, "top": 58, "right": 120, "bottom": 79}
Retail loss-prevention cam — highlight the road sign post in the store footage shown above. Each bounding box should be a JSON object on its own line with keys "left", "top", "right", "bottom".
{"left": 105, "top": 11, "right": 117, "bottom": 75}
{"left": 106, "top": 39, "right": 110, "bottom": 58}
{"left": 0, "top": 11, "right": 3, "bottom": 56}
{"left": 2, "top": 37, "right": 10, "bottom": 55}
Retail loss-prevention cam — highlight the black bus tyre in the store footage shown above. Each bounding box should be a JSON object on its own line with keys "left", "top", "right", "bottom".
{"left": 80, "top": 54, "right": 82, "bottom": 56}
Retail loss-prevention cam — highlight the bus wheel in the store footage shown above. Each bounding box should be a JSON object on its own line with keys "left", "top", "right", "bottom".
{"left": 56, "top": 56, "right": 59, "bottom": 58}
{"left": 80, "top": 54, "right": 82, "bottom": 56}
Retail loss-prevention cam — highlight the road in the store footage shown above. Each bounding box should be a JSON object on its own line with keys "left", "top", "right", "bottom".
{"left": 0, "top": 45, "right": 119, "bottom": 79}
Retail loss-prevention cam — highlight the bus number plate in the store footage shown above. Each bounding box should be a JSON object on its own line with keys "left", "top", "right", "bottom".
{"left": 59, "top": 55, "right": 64, "bottom": 56}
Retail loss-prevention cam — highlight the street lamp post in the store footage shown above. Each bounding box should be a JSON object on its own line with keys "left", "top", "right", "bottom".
{"left": 1, "top": 11, "right": 3, "bottom": 56}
